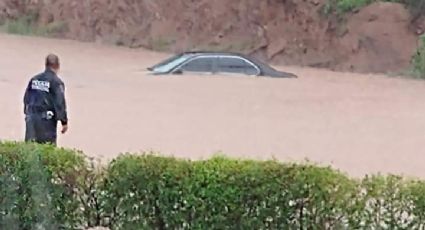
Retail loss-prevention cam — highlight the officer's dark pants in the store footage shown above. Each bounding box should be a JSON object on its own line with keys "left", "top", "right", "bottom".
{"left": 25, "top": 113, "right": 58, "bottom": 145}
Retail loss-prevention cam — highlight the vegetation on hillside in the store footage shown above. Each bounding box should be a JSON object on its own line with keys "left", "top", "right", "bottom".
{"left": 323, "top": 0, "right": 425, "bottom": 16}
{"left": 0, "top": 12, "right": 67, "bottom": 37}
{"left": 1, "top": 141, "right": 425, "bottom": 229}
{"left": 404, "top": 0, "right": 425, "bottom": 20}
{"left": 412, "top": 35, "right": 425, "bottom": 78}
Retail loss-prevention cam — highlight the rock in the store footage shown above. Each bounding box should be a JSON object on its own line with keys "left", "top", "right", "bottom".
{"left": 310, "top": 0, "right": 320, "bottom": 6}
{"left": 86, "top": 227, "right": 110, "bottom": 230}
{"left": 267, "top": 38, "right": 287, "bottom": 59}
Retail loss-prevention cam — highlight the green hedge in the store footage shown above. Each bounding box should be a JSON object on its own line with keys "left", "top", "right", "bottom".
{"left": 0, "top": 142, "right": 88, "bottom": 229}
{"left": 0, "top": 142, "right": 103, "bottom": 229}
{"left": 1, "top": 142, "right": 425, "bottom": 229}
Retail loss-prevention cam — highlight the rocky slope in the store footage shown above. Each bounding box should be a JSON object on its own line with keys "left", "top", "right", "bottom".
{"left": 0, "top": 0, "right": 423, "bottom": 73}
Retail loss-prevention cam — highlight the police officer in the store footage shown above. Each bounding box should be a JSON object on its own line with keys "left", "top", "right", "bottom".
{"left": 23, "top": 54, "right": 68, "bottom": 145}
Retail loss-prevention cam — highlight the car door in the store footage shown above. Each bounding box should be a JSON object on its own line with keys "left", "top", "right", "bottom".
{"left": 176, "top": 56, "right": 216, "bottom": 74}
{"left": 217, "top": 56, "right": 260, "bottom": 76}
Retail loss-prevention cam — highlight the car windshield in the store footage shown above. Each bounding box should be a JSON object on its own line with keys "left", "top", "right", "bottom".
{"left": 152, "top": 55, "right": 191, "bottom": 73}
{"left": 149, "top": 54, "right": 183, "bottom": 69}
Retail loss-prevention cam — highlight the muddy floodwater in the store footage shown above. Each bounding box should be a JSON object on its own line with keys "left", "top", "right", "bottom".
{"left": 1, "top": 34, "right": 425, "bottom": 178}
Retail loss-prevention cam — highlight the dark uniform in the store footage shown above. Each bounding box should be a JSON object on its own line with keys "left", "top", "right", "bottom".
{"left": 23, "top": 68, "right": 68, "bottom": 145}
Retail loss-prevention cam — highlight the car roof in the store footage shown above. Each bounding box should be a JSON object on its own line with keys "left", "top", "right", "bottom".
{"left": 180, "top": 51, "right": 251, "bottom": 58}
{"left": 178, "top": 51, "right": 266, "bottom": 66}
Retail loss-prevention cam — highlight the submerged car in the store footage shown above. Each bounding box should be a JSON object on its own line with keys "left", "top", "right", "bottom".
{"left": 147, "top": 51, "right": 298, "bottom": 78}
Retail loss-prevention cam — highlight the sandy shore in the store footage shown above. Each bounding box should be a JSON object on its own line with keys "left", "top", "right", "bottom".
{"left": 1, "top": 33, "right": 425, "bottom": 178}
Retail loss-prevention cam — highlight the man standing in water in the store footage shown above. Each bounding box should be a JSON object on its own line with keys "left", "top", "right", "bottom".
{"left": 23, "top": 54, "right": 68, "bottom": 145}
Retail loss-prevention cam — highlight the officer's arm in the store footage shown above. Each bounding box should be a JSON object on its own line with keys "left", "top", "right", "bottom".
{"left": 52, "top": 81, "right": 68, "bottom": 125}
{"left": 23, "top": 81, "right": 31, "bottom": 114}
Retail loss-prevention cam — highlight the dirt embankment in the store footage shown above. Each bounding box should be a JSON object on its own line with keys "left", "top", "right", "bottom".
{"left": 0, "top": 0, "right": 423, "bottom": 73}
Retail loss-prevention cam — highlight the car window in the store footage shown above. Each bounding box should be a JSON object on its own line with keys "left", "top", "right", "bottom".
{"left": 179, "top": 57, "right": 214, "bottom": 72}
{"left": 217, "top": 57, "right": 259, "bottom": 75}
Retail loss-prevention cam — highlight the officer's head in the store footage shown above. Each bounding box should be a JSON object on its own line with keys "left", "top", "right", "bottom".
{"left": 45, "top": 54, "right": 60, "bottom": 73}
